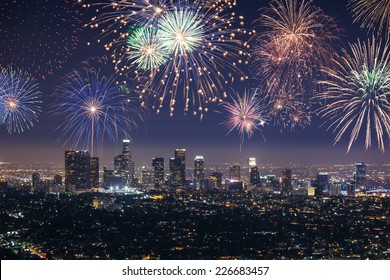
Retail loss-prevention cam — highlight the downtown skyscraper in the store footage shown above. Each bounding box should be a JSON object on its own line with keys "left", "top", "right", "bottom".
{"left": 114, "top": 140, "right": 135, "bottom": 184}
{"left": 152, "top": 157, "right": 164, "bottom": 186}
{"left": 90, "top": 157, "right": 99, "bottom": 188}
{"left": 229, "top": 165, "right": 240, "bottom": 181}
{"left": 169, "top": 149, "right": 186, "bottom": 187}
{"left": 250, "top": 166, "right": 259, "bottom": 186}
{"left": 65, "top": 150, "right": 99, "bottom": 190}
{"left": 194, "top": 156, "right": 205, "bottom": 189}
{"left": 281, "top": 169, "right": 292, "bottom": 194}
{"left": 354, "top": 162, "right": 366, "bottom": 192}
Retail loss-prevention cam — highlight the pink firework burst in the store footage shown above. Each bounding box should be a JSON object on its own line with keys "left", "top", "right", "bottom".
{"left": 221, "top": 89, "right": 269, "bottom": 143}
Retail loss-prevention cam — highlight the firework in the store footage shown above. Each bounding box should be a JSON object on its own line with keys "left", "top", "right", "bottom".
{"left": 252, "top": 0, "right": 339, "bottom": 95}
{"left": 0, "top": 0, "right": 82, "bottom": 79}
{"left": 267, "top": 90, "right": 312, "bottom": 130}
{"left": 220, "top": 89, "right": 268, "bottom": 143}
{"left": 318, "top": 38, "right": 390, "bottom": 152}
{"left": 145, "top": 3, "right": 247, "bottom": 118}
{"left": 54, "top": 69, "right": 138, "bottom": 156}
{"left": 89, "top": 0, "right": 172, "bottom": 29}
{"left": 89, "top": 0, "right": 248, "bottom": 117}
{"left": 348, "top": 0, "right": 390, "bottom": 36}
{"left": 126, "top": 27, "right": 169, "bottom": 70}
{"left": 86, "top": 0, "right": 173, "bottom": 62}
{"left": 157, "top": 9, "right": 204, "bottom": 55}
{"left": 0, "top": 68, "right": 42, "bottom": 134}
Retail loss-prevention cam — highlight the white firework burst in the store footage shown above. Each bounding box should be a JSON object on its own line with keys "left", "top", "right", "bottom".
{"left": 127, "top": 27, "right": 169, "bottom": 70}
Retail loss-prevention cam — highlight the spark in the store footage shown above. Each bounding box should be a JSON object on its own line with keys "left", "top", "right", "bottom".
{"left": 0, "top": 0, "right": 82, "bottom": 78}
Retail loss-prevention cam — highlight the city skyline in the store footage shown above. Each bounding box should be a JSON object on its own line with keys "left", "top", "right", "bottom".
{"left": 1, "top": 138, "right": 390, "bottom": 166}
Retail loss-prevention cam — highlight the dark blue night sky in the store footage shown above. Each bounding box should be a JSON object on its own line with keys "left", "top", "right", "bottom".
{"left": 0, "top": 0, "right": 389, "bottom": 165}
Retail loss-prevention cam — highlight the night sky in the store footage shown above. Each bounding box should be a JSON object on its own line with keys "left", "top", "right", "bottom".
{"left": 0, "top": 0, "right": 389, "bottom": 166}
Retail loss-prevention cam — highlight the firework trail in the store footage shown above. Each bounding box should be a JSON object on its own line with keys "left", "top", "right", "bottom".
{"left": 0, "top": 97, "right": 5, "bottom": 125}
{"left": 318, "top": 38, "right": 390, "bottom": 153}
{"left": 0, "top": 0, "right": 83, "bottom": 79}
{"left": 348, "top": 0, "right": 390, "bottom": 36}
{"left": 0, "top": 68, "right": 42, "bottom": 134}
{"left": 0, "top": 73, "right": 7, "bottom": 124}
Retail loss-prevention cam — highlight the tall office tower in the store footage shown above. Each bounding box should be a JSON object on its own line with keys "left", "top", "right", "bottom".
{"left": 65, "top": 150, "right": 91, "bottom": 190}
{"left": 65, "top": 151, "right": 77, "bottom": 190}
{"left": 354, "top": 162, "right": 366, "bottom": 192}
{"left": 247, "top": 158, "right": 256, "bottom": 168}
{"left": 90, "top": 157, "right": 99, "bottom": 188}
{"left": 53, "top": 174, "right": 62, "bottom": 185}
{"left": 347, "top": 182, "right": 356, "bottom": 196}
{"left": 175, "top": 149, "right": 186, "bottom": 186}
{"left": 250, "top": 166, "right": 259, "bottom": 186}
{"left": 32, "top": 172, "right": 40, "bottom": 190}
{"left": 317, "top": 172, "right": 329, "bottom": 193}
{"left": 121, "top": 139, "right": 135, "bottom": 179}
{"left": 114, "top": 155, "right": 122, "bottom": 172}
{"left": 206, "top": 175, "right": 218, "bottom": 189}
{"left": 229, "top": 165, "right": 241, "bottom": 181}
{"left": 141, "top": 166, "right": 155, "bottom": 189}
{"left": 103, "top": 167, "right": 112, "bottom": 186}
{"left": 193, "top": 156, "right": 205, "bottom": 188}
{"left": 103, "top": 168, "right": 126, "bottom": 189}
{"left": 77, "top": 151, "right": 91, "bottom": 189}
{"left": 152, "top": 157, "right": 164, "bottom": 185}
{"left": 210, "top": 172, "right": 223, "bottom": 188}
{"left": 281, "top": 169, "right": 292, "bottom": 193}
{"left": 169, "top": 157, "right": 182, "bottom": 187}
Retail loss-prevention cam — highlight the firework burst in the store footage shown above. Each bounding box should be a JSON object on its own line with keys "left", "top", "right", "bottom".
{"left": 348, "top": 0, "right": 390, "bottom": 36}
{"left": 318, "top": 38, "right": 390, "bottom": 152}
{"left": 54, "top": 68, "right": 139, "bottom": 156}
{"left": 267, "top": 90, "right": 313, "bottom": 130}
{"left": 126, "top": 27, "right": 169, "bottom": 70}
{"left": 89, "top": 0, "right": 248, "bottom": 118}
{"left": 86, "top": 0, "right": 174, "bottom": 61}
{"left": 220, "top": 89, "right": 268, "bottom": 143}
{"left": 145, "top": 3, "right": 248, "bottom": 118}
{"left": 0, "top": 68, "right": 42, "bottom": 134}
{"left": 157, "top": 9, "right": 204, "bottom": 55}
{"left": 0, "top": 0, "right": 82, "bottom": 79}
{"left": 252, "top": 0, "right": 339, "bottom": 95}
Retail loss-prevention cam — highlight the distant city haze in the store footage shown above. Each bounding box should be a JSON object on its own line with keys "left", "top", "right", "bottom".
{"left": 1, "top": 138, "right": 389, "bottom": 166}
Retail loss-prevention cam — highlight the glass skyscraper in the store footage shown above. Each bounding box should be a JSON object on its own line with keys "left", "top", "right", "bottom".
{"left": 194, "top": 156, "right": 205, "bottom": 189}
{"left": 354, "top": 162, "right": 366, "bottom": 192}
{"left": 152, "top": 157, "right": 164, "bottom": 186}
